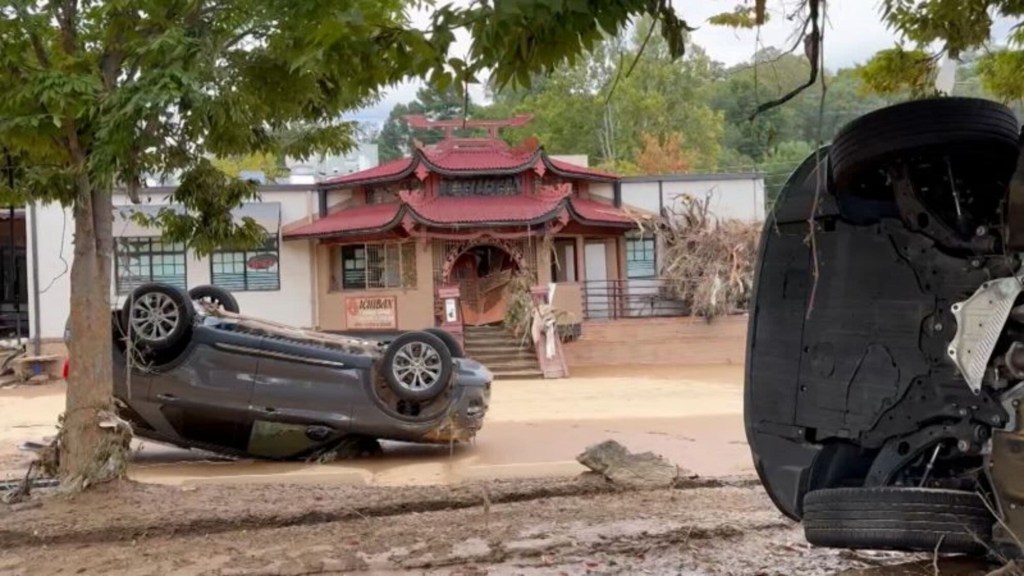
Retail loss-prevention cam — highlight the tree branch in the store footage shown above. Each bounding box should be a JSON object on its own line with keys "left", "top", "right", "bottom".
{"left": 57, "top": 0, "right": 79, "bottom": 56}
{"left": 224, "top": 25, "right": 266, "bottom": 52}
{"left": 748, "top": 0, "right": 821, "bottom": 121}
{"left": 13, "top": 6, "right": 52, "bottom": 69}
{"left": 624, "top": 18, "right": 658, "bottom": 80}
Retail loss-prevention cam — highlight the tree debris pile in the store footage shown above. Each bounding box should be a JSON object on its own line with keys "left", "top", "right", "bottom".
{"left": 634, "top": 193, "right": 760, "bottom": 320}
{"left": 503, "top": 269, "right": 577, "bottom": 347}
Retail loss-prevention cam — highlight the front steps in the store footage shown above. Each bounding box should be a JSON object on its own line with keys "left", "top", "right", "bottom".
{"left": 463, "top": 325, "right": 543, "bottom": 380}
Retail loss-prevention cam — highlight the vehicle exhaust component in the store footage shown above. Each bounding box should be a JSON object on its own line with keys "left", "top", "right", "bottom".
{"left": 949, "top": 276, "right": 1024, "bottom": 393}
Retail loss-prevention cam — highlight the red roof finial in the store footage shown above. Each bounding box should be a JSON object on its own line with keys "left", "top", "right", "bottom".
{"left": 404, "top": 114, "right": 534, "bottom": 140}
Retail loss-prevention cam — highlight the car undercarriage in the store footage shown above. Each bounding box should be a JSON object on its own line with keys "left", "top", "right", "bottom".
{"left": 746, "top": 97, "right": 1024, "bottom": 556}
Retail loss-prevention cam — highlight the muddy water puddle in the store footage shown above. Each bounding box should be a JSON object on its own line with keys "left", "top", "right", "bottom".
{"left": 130, "top": 414, "right": 751, "bottom": 487}
{"left": 2, "top": 366, "right": 749, "bottom": 486}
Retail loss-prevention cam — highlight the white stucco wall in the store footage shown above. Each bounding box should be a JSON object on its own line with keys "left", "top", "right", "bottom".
{"left": 26, "top": 188, "right": 317, "bottom": 340}
{"left": 588, "top": 182, "right": 615, "bottom": 202}
{"left": 620, "top": 175, "right": 766, "bottom": 222}
{"left": 550, "top": 154, "right": 590, "bottom": 167}
{"left": 618, "top": 181, "right": 660, "bottom": 214}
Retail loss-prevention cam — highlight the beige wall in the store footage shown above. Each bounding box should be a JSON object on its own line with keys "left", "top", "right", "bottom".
{"left": 315, "top": 239, "right": 436, "bottom": 332}
{"left": 551, "top": 282, "right": 583, "bottom": 324}
{"left": 536, "top": 241, "right": 552, "bottom": 285}
{"left": 563, "top": 315, "right": 748, "bottom": 367}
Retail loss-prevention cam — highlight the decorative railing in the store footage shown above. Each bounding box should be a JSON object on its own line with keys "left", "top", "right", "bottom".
{"left": 580, "top": 279, "right": 687, "bottom": 320}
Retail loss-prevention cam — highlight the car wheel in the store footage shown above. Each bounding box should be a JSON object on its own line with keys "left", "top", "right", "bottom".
{"left": 423, "top": 327, "right": 465, "bottom": 358}
{"left": 803, "top": 487, "right": 993, "bottom": 555}
{"left": 830, "top": 97, "right": 1020, "bottom": 187}
{"left": 382, "top": 331, "right": 454, "bottom": 402}
{"left": 120, "top": 283, "right": 195, "bottom": 351}
{"left": 189, "top": 285, "right": 240, "bottom": 313}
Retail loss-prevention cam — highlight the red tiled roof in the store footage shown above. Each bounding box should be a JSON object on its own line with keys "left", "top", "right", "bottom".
{"left": 317, "top": 137, "right": 619, "bottom": 189}
{"left": 283, "top": 202, "right": 403, "bottom": 238}
{"left": 568, "top": 197, "right": 635, "bottom": 226}
{"left": 547, "top": 158, "right": 617, "bottom": 181}
{"left": 421, "top": 144, "right": 538, "bottom": 173}
{"left": 320, "top": 157, "right": 415, "bottom": 186}
{"left": 283, "top": 195, "right": 635, "bottom": 239}
{"left": 408, "top": 195, "right": 562, "bottom": 225}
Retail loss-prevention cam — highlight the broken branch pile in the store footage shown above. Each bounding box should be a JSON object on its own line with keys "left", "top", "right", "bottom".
{"left": 634, "top": 193, "right": 760, "bottom": 320}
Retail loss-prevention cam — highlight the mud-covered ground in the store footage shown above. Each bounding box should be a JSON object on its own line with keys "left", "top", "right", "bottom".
{"left": 0, "top": 475, "right": 997, "bottom": 576}
{"left": 0, "top": 367, "right": 1002, "bottom": 574}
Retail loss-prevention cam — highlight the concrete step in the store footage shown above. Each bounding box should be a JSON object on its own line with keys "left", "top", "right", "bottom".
{"left": 464, "top": 337, "right": 524, "bottom": 347}
{"left": 468, "top": 354, "right": 536, "bottom": 362}
{"left": 492, "top": 370, "right": 545, "bottom": 380}
{"left": 481, "top": 359, "right": 542, "bottom": 369}
{"left": 470, "top": 353, "right": 537, "bottom": 364}
{"left": 465, "top": 343, "right": 531, "bottom": 353}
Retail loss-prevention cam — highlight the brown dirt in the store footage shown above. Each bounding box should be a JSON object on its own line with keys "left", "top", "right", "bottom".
{"left": 0, "top": 476, "right": 996, "bottom": 576}
{"left": 0, "top": 368, "right": 1000, "bottom": 575}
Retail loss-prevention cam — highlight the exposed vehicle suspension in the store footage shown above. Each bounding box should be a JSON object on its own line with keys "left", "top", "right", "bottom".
{"left": 988, "top": 397, "right": 1024, "bottom": 558}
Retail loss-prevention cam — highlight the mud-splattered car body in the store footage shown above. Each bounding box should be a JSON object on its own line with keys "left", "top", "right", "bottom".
{"left": 746, "top": 97, "right": 1024, "bottom": 556}
{"left": 70, "top": 283, "right": 491, "bottom": 460}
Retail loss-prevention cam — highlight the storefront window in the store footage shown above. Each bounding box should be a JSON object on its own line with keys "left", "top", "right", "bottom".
{"left": 115, "top": 237, "right": 187, "bottom": 294}
{"left": 210, "top": 236, "right": 280, "bottom": 292}
{"left": 626, "top": 234, "right": 656, "bottom": 279}
{"left": 334, "top": 242, "right": 417, "bottom": 290}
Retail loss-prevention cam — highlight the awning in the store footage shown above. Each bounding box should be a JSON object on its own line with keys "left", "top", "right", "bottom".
{"left": 113, "top": 202, "right": 281, "bottom": 237}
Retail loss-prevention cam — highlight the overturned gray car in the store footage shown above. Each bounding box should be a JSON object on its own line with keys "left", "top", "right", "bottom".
{"left": 67, "top": 282, "right": 492, "bottom": 460}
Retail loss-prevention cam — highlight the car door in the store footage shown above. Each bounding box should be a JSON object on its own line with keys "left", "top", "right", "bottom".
{"left": 246, "top": 335, "right": 366, "bottom": 457}
{"left": 148, "top": 325, "right": 261, "bottom": 451}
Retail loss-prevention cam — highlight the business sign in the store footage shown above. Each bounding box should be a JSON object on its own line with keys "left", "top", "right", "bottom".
{"left": 345, "top": 296, "right": 397, "bottom": 330}
{"left": 247, "top": 253, "right": 278, "bottom": 270}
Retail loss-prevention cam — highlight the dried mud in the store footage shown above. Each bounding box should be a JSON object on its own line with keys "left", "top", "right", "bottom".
{"left": 0, "top": 476, "right": 995, "bottom": 576}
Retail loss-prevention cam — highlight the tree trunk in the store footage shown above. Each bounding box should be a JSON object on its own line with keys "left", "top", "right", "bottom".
{"left": 60, "top": 178, "right": 128, "bottom": 489}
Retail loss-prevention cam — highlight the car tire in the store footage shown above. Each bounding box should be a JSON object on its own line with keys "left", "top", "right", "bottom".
{"left": 803, "top": 487, "right": 993, "bottom": 555}
{"left": 189, "top": 285, "right": 240, "bottom": 313}
{"left": 120, "top": 283, "right": 195, "bottom": 351}
{"left": 382, "top": 331, "right": 454, "bottom": 402}
{"left": 830, "top": 97, "right": 1020, "bottom": 187}
{"left": 423, "top": 327, "right": 465, "bottom": 358}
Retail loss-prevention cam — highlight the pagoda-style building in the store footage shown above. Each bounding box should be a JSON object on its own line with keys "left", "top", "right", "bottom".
{"left": 283, "top": 114, "right": 636, "bottom": 335}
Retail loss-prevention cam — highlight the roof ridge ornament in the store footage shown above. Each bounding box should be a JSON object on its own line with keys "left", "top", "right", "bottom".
{"left": 403, "top": 114, "right": 534, "bottom": 140}
{"left": 536, "top": 182, "right": 572, "bottom": 201}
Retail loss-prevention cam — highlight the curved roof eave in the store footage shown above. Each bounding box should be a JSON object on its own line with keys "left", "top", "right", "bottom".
{"left": 542, "top": 156, "right": 618, "bottom": 182}
{"left": 416, "top": 147, "right": 544, "bottom": 177}
{"left": 316, "top": 158, "right": 420, "bottom": 191}
{"left": 405, "top": 201, "right": 565, "bottom": 229}
{"left": 283, "top": 206, "right": 408, "bottom": 240}
{"left": 565, "top": 202, "right": 636, "bottom": 229}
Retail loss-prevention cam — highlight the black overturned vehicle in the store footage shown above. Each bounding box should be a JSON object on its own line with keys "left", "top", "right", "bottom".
{"left": 67, "top": 282, "right": 491, "bottom": 460}
{"left": 746, "top": 97, "right": 1024, "bottom": 557}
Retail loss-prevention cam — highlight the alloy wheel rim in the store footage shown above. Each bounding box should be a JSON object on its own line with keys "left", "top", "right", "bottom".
{"left": 130, "top": 292, "right": 180, "bottom": 342}
{"left": 392, "top": 341, "right": 443, "bottom": 391}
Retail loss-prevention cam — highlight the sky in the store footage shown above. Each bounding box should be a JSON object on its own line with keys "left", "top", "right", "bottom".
{"left": 346, "top": 0, "right": 1016, "bottom": 127}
